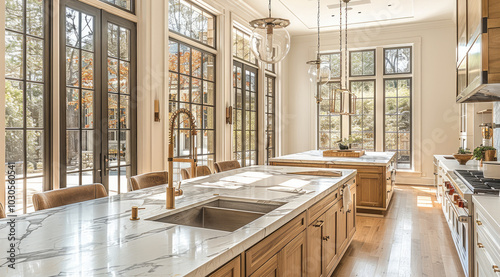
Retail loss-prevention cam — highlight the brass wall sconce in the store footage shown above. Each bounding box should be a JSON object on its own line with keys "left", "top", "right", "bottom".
{"left": 154, "top": 99, "right": 160, "bottom": 122}
{"left": 330, "top": 89, "right": 357, "bottom": 115}
{"left": 226, "top": 106, "right": 233, "bottom": 124}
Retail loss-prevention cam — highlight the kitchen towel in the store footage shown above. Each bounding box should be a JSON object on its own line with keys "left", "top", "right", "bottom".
{"left": 343, "top": 184, "right": 352, "bottom": 213}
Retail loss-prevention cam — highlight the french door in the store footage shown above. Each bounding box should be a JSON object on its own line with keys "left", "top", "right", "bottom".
{"left": 232, "top": 61, "right": 258, "bottom": 167}
{"left": 60, "top": 0, "right": 136, "bottom": 194}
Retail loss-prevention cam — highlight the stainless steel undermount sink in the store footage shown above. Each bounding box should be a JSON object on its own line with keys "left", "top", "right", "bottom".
{"left": 148, "top": 198, "right": 286, "bottom": 232}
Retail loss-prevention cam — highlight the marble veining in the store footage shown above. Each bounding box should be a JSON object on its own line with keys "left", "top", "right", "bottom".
{"left": 269, "top": 150, "right": 396, "bottom": 166}
{"left": 0, "top": 166, "right": 356, "bottom": 277}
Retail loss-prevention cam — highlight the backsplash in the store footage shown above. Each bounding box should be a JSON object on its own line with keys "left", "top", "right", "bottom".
{"left": 495, "top": 102, "right": 500, "bottom": 152}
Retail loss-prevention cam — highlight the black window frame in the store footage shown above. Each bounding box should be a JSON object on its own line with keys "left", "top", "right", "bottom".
{"left": 383, "top": 46, "right": 412, "bottom": 75}
{"left": 265, "top": 74, "right": 276, "bottom": 163}
{"left": 99, "top": 0, "right": 135, "bottom": 14}
{"left": 349, "top": 79, "right": 376, "bottom": 151}
{"left": 168, "top": 0, "right": 217, "bottom": 49}
{"left": 317, "top": 82, "right": 342, "bottom": 150}
{"left": 349, "top": 49, "right": 376, "bottom": 77}
{"left": 383, "top": 77, "right": 412, "bottom": 169}
{"left": 4, "top": 0, "right": 51, "bottom": 213}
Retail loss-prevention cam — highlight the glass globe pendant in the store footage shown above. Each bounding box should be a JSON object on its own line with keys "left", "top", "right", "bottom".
{"left": 250, "top": 0, "right": 291, "bottom": 64}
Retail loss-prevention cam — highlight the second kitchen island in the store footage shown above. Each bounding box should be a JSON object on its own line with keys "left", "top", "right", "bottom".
{"left": 270, "top": 150, "right": 397, "bottom": 216}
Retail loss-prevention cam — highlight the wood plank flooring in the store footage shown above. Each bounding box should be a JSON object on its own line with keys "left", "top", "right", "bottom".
{"left": 332, "top": 185, "right": 465, "bottom": 277}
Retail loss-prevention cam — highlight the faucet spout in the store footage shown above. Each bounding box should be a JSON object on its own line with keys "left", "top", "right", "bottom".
{"left": 167, "top": 108, "right": 198, "bottom": 209}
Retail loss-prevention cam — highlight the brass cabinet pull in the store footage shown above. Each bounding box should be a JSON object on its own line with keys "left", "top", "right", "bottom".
{"left": 493, "top": 265, "right": 500, "bottom": 273}
{"left": 313, "top": 220, "right": 324, "bottom": 228}
{"left": 322, "top": 236, "right": 330, "bottom": 241}
{"left": 478, "top": 243, "right": 484, "bottom": 248}
{"left": 477, "top": 220, "right": 483, "bottom": 226}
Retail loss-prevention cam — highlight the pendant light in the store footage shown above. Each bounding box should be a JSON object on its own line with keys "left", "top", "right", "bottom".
{"left": 331, "top": 0, "right": 356, "bottom": 115}
{"left": 307, "top": 0, "right": 331, "bottom": 103}
{"left": 250, "top": 0, "right": 291, "bottom": 64}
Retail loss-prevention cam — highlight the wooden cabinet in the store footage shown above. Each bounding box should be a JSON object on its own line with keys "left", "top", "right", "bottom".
{"left": 357, "top": 173, "right": 383, "bottom": 207}
{"left": 210, "top": 177, "right": 357, "bottom": 277}
{"left": 456, "top": 0, "right": 500, "bottom": 102}
{"left": 209, "top": 255, "right": 242, "bottom": 277}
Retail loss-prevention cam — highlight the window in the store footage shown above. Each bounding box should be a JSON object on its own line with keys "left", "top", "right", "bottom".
{"left": 5, "top": 0, "right": 49, "bottom": 213}
{"left": 350, "top": 80, "right": 375, "bottom": 151}
{"left": 169, "top": 40, "right": 216, "bottom": 168}
{"left": 265, "top": 75, "right": 276, "bottom": 163}
{"left": 233, "top": 27, "right": 257, "bottom": 65}
{"left": 61, "top": 1, "right": 137, "bottom": 192}
{"left": 384, "top": 78, "right": 411, "bottom": 169}
{"left": 350, "top": 50, "right": 375, "bottom": 76}
{"left": 318, "top": 82, "right": 341, "bottom": 150}
{"left": 384, "top": 47, "right": 411, "bottom": 74}
{"left": 100, "top": 0, "right": 134, "bottom": 13}
{"left": 265, "top": 63, "right": 275, "bottom": 73}
{"left": 168, "top": 0, "right": 215, "bottom": 47}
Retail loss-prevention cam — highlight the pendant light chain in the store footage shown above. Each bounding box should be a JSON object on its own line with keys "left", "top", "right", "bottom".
{"left": 317, "top": 0, "right": 321, "bottom": 59}
{"left": 339, "top": 0, "right": 343, "bottom": 89}
{"left": 269, "top": 0, "right": 272, "bottom": 18}
{"left": 344, "top": 0, "right": 348, "bottom": 89}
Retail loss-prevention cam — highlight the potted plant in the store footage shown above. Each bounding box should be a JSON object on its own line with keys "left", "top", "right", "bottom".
{"left": 473, "top": 145, "right": 497, "bottom": 165}
{"left": 453, "top": 147, "right": 473, "bottom": 165}
{"left": 337, "top": 136, "right": 361, "bottom": 150}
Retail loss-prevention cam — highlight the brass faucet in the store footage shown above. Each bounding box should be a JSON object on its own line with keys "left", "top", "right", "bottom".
{"left": 167, "top": 108, "right": 198, "bottom": 209}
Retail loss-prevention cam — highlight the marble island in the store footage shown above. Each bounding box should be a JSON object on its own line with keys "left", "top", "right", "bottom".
{"left": 0, "top": 166, "right": 356, "bottom": 276}
{"left": 270, "top": 150, "right": 397, "bottom": 216}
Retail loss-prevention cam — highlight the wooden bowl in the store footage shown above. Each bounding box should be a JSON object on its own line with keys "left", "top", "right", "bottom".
{"left": 453, "top": 154, "right": 473, "bottom": 165}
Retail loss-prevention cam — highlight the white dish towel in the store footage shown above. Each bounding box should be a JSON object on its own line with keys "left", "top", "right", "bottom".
{"left": 343, "top": 185, "right": 352, "bottom": 213}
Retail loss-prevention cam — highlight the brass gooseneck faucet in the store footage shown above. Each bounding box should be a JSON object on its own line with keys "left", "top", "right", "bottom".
{"left": 167, "top": 108, "right": 198, "bottom": 209}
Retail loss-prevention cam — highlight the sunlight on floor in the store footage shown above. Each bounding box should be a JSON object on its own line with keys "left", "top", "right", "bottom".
{"left": 416, "top": 195, "right": 433, "bottom": 208}
{"left": 411, "top": 186, "right": 436, "bottom": 194}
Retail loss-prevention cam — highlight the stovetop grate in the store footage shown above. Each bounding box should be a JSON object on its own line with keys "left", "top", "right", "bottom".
{"left": 454, "top": 170, "right": 500, "bottom": 195}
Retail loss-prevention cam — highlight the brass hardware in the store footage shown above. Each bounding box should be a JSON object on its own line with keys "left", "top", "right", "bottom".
{"left": 130, "top": 206, "right": 145, "bottom": 220}
{"left": 494, "top": 265, "right": 500, "bottom": 273}
{"left": 313, "top": 220, "right": 324, "bottom": 228}
{"left": 346, "top": 209, "right": 352, "bottom": 213}
{"left": 477, "top": 220, "right": 483, "bottom": 226}
{"left": 154, "top": 99, "right": 160, "bottom": 122}
{"left": 226, "top": 106, "right": 233, "bottom": 124}
{"left": 167, "top": 109, "right": 198, "bottom": 209}
{"left": 322, "top": 236, "right": 330, "bottom": 241}
{"left": 478, "top": 243, "right": 484, "bottom": 248}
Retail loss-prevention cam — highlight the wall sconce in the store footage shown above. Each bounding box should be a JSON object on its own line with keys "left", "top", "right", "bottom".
{"left": 226, "top": 106, "right": 233, "bottom": 124}
{"left": 330, "top": 89, "right": 357, "bottom": 115}
{"left": 154, "top": 99, "right": 160, "bottom": 122}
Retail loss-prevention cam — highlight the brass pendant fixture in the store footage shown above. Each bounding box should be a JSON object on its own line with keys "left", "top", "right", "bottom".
{"left": 330, "top": 0, "right": 356, "bottom": 115}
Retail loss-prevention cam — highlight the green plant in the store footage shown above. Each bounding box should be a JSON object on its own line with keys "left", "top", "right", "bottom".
{"left": 457, "top": 147, "right": 471, "bottom": 154}
{"left": 473, "top": 146, "right": 496, "bottom": 160}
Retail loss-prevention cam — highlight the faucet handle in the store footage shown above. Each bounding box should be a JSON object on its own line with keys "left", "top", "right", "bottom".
{"left": 175, "top": 181, "right": 183, "bottom": 196}
{"left": 130, "top": 206, "right": 145, "bottom": 221}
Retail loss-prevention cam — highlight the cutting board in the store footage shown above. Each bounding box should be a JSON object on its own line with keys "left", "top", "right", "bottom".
{"left": 323, "top": 149, "right": 365, "bottom": 158}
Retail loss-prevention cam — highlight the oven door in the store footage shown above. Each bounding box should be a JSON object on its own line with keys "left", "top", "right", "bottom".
{"left": 445, "top": 192, "right": 470, "bottom": 276}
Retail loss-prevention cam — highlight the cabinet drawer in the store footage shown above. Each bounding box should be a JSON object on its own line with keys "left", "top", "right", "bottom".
{"left": 476, "top": 208, "right": 500, "bottom": 250}
{"left": 476, "top": 227, "right": 500, "bottom": 277}
{"left": 208, "top": 255, "right": 241, "bottom": 277}
{"left": 307, "top": 188, "right": 340, "bottom": 224}
{"left": 245, "top": 212, "right": 306, "bottom": 276}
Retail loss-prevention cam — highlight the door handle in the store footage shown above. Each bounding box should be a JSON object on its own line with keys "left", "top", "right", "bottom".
{"left": 322, "top": 236, "right": 330, "bottom": 241}
{"left": 313, "top": 220, "right": 324, "bottom": 228}
{"left": 103, "top": 155, "right": 107, "bottom": 176}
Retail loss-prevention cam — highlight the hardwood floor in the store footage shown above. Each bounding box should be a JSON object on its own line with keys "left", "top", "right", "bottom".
{"left": 332, "top": 185, "right": 465, "bottom": 277}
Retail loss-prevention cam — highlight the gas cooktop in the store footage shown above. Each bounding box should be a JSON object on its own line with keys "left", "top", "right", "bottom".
{"left": 454, "top": 170, "right": 500, "bottom": 195}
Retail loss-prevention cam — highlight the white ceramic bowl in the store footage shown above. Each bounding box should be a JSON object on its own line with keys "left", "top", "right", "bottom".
{"left": 484, "top": 161, "right": 500, "bottom": 179}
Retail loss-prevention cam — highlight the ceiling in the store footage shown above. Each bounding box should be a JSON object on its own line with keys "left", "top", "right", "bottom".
{"left": 241, "top": 0, "right": 455, "bottom": 35}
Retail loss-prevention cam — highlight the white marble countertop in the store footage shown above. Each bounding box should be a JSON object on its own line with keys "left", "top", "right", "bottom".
{"left": 0, "top": 166, "right": 356, "bottom": 276}
{"left": 434, "top": 155, "right": 482, "bottom": 172}
{"left": 269, "top": 150, "right": 396, "bottom": 166}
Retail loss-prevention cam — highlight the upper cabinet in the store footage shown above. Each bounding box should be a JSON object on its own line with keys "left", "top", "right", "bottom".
{"left": 457, "top": 0, "right": 500, "bottom": 102}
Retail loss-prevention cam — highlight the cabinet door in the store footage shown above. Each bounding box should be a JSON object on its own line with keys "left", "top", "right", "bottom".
{"left": 209, "top": 255, "right": 241, "bottom": 277}
{"left": 250, "top": 254, "right": 279, "bottom": 277}
{"left": 468, "top": 0, "right": 482, "bottom": 45}
{"left": 324, "top": 202, "right": 339, "bottom": 275}
{"left": 457, "top": 0, "right": 467, "bottom": 61}
{"left": 357, "top": 173, "right": 383, "bottom": 207}
{"left": 307, "top": 216, "right": 325, "bottom": 277}
{"left": 281, "top": 230, "right": 307, "bottom": 277}
{"left": 347, "top": 184, "right": 356, "bottom": 240}
{"left": 337, "top": 201, "right": 348, "bottom": 256}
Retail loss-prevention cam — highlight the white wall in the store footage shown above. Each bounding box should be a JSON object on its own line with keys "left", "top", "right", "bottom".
{"left": 282, "top": 20, "right": 460, "bottom": 185}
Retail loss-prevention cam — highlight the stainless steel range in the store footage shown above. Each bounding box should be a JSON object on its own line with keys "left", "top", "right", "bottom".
{"left": 437, "top": 168, "right": 500, "bottom": 277}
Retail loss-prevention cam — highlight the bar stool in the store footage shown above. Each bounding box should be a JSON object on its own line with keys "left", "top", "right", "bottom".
{"left": 130, "top": 171, "right": 168, "bottom": 191}
{"left": 214, "top": 160, "right": 241, "bottom": 173}
{"left": 32, "top": 184, "right": 108, "bottom": 211}
{"left": 180, "top": 165, "right": 213, "bottom": 180}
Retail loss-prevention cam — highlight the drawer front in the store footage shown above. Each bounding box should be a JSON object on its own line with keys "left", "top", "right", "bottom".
{"left": 476, "top": 227, "right": 500, "bottom": 277}
{"left": 307, "top": 188, "right": 340, "bottom": 224}
{"left": 245, "top": 212, "right": 306, "bottom": 276}
{"left": 476, "top": 208, "right": 500, "bottom": 252}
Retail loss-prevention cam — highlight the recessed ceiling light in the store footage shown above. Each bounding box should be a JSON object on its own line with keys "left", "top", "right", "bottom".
{"left": 358, "top": 11, "right": 361, "bottom": 14}
{"left": 388, "top": 4, "right": 392, "bottom": 7}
